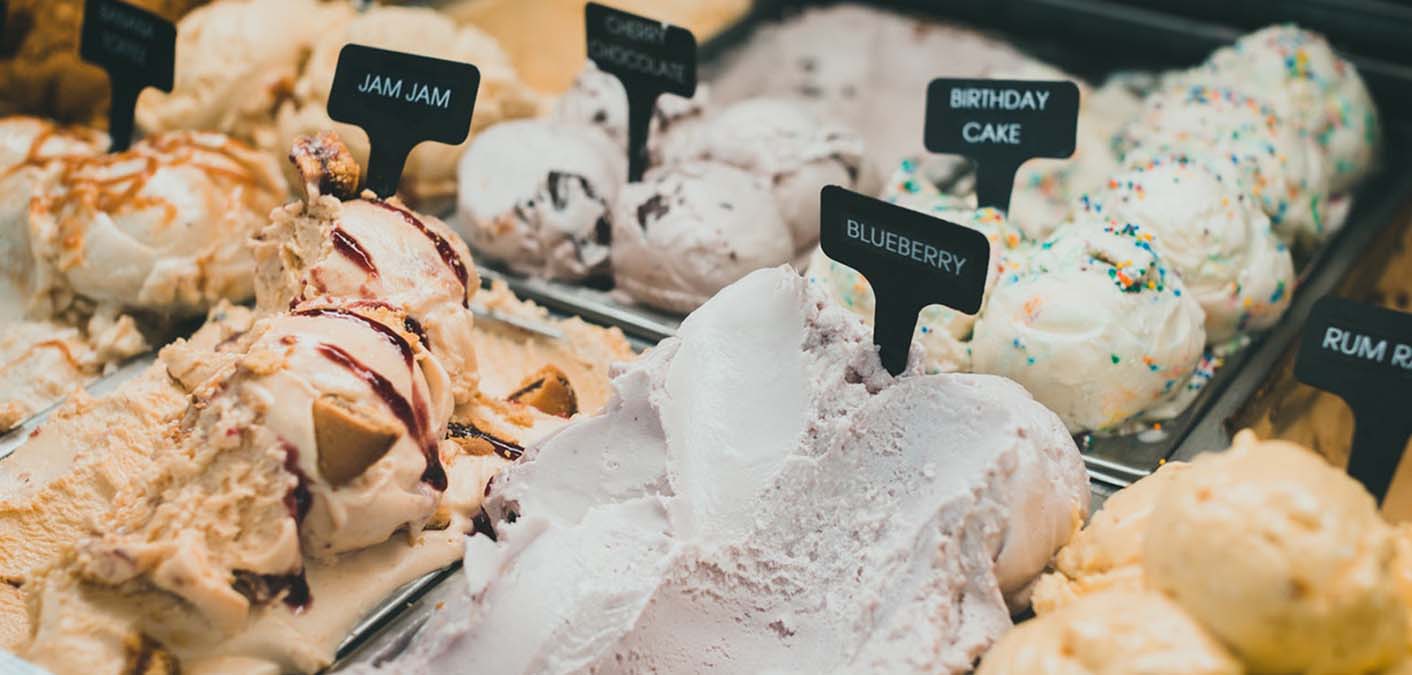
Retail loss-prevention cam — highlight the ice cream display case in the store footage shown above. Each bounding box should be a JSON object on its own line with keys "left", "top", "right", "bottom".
{"left": 3, "top": 0, "right": 1412, "bottom": 672}
{"left": 465, "top": 0, "right": 1412, "bottom": 489}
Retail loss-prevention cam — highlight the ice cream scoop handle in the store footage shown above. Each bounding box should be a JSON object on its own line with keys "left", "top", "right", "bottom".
{"left": 107, "top": 78, "right": 139, "bottom": 152}
{"left": 625, "top": 90, "right": 657, "bottom": 182}
{"left": 365, "top": 139, "right": 412, "bottom": 199}
{"left": 1345, "top": 397, "right": 1412, "bottom": 503}
{"left": 873, "top": 292, "right": 919, "bottom": 376}
{"left": 973, "top": 159, "right": 1021, "bottom": 214}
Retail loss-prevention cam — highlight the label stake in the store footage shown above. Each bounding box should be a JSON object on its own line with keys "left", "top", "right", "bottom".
{"left": 924, "top": 78, "right": 1079, "bottom": 212}
{"left": 585, "top": 2, "right": 696, "bottom": 182}
{"left": 328, "top": 44, "right": 480, "bottom": 198}
{"left": 819, "top": 185, "right": 991, "bottom": 375}
{"left": 1295, "top": 296, "right": 1412, "bottom": 502}
{"left": 79, "top": 0, "right": 175, "bottom": 152}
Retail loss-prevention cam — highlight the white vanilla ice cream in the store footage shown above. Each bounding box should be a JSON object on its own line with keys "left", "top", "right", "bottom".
{"left": 455, "top": 119, "right": 624, "bottom": 281}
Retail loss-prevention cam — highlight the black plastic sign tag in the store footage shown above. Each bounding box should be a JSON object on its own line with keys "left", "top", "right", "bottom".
{"left": 820, "top": 185, "right": 991, "bottom": 376}
{"left": 1295, "top": 296, "right": 1412, "bottom": 502}
{"left": 79, "top": 0, "right": 175, "bottom": 152}
{"left": 924, "top": 79, "right": 1079, "bottom": 212}
{"left": 328, "top": 44, "right": 480, "bottom": 198}
{"left": 585, "top": 2, "right": 696, "bottom": 181}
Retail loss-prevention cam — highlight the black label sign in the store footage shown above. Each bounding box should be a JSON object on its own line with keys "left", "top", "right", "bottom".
{"left": 328, "top": 44, "right": 480, "bottom": 198}
{"left": 924, "top": 79, "right": 1079, "bottom": 212}
{"left": 820, "top": 185, "right": 991, "bottom": 376}
{"left": 585, "top": 2, "right": 696, "bottom": 181}
{"left": 1295, "top": 296, "right": 1412, "bottom": 502}
{"left": 79, "top": 0, "right": 175, "bottom": 152}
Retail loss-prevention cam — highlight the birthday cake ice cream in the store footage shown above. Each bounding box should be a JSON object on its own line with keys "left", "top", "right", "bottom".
{"left": 1176, "top": 24, "right": 1380, "bottom": 193}
{"left": 971, "top": 221, "right": 1207, "bottom": 433}
{"left": 1075, "top": 156, "right": 1294, "bottom": 342}
{"left": 351, "top": 266, "right": 1088, "bottom": 674}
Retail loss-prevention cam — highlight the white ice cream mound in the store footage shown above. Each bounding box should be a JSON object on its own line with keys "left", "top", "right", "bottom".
{"left": 348, "top": 267, "right": 1090, "bottom": 674}
{"left": 611, "top": 161, "right": 793, "bottom": 314}
{"left": 1075, "top": 155, "right": 1294, "bottom": 343}
{"left": 454, "top": 119, "right": 624, "bottom": 282}
{"left": 971, "top": 221, "right": 1207, "bottom": 433}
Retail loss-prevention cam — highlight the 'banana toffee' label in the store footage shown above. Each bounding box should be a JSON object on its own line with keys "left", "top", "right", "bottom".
{"left": 80, "top": 0, "right": 175, "bottom": 151}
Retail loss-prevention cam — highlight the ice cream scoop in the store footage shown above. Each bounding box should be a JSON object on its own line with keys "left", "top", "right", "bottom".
{"left": 551, "top": 61, "right": 711, "bottom": 169}
{"left": 358, "top": 266, "right": 1088, "bottom": 674}
{"left": 454, "top": 119, "right": 624, "bottom": 281}
{"left": 134, "top": 0, "right": 349, "bottom": 151}
{"left": 1029, "top": 460, "right": 1193, "bottom": 614}
{"left": 1117, "top": 84, "right": 1332, "bottom": 246}
{"left": 0, "top": 116, "right": 105, "bottom": 308}
{"left": 1075, "top": 155, "right": 1295, "bottom": 342}
{"left": 611, "top": 161, "right": 793, "bottom": 314}
{"left": 275, "top": 5, "right": 540, "bottom": 206}
{"left": 978, "top": 589, "right": 1241, "bottom": 675}
{"left": 680, "top": 98, "right": 869, "bottom": 252}
{"left": 971, "top": 220, "right": 1207, "bottom": 432}
{"left": 25, "top": 131, "right": 287, "bottom": 320}
{"left": 1182, "top": 24, "right": 1379, "bottom": 193}
{"left": 257, "top": 134, "right": 480, "bottom": 405}
{"left": 1145, "top": 431, "right": 1409, "bottom": 674}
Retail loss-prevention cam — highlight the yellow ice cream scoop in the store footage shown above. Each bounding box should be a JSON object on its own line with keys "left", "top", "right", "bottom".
{"left": 1144, "top": 430, "right": 1409, "bottom": 674}
{"left": 979, "top": 589, "right": 1240, "bottom": 675}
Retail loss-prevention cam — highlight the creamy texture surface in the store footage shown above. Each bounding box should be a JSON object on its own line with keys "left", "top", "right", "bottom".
{"left": 972, "top": 221, "right": 1207, "bottom": 432}
{"left": 684, "top": 98, "right": 870, "bottom": 252}
{"left": 612, "top": 162, "right": 793, "bottom": 314}
{"left": 134, "top": 0, "right": 349, "bottom": 151}
{"left": 351, "top": 267, "right": 1089, "bottom": 674}
{"left": 1, "top": 138, "right": 631, "bottom": 673}
{"left": 1075, "top": 156, "right": 1294, "bottom": 343}
{"left": 0, "top": 119, "right": 281, "bottom": 431}
{"left": 455, "top": 119, "right": 624, "bottom": 281}
{"left": 1012, "top": 431, "right": 1412, "bottom": 675}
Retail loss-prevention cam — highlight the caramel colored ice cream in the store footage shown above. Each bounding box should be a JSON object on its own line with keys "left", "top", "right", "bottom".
{"left": 0, "top": 121, "right": 283, "bottom": 431}
{"left": 1018, "top": 431, "right": 1412, "bottom": 675}
{"left": 0, "top": 302, "right": 255, "bottom": 650}
{"left": 469, "top": 282, "right": 632, "bottom": 414}
{"left": 0, "top": 135, "right": 630, "bottom": 673}
{"left": 26, "top": 131, "right": 287, "bottom": 320}
{"left": 135, "top": 0, "right": 352, "bottom": 151}
{"left": 1145, "top": 433, "right": 1407, "bottom": 674}
{"left": 979, "top": 590, "right": 1241, "bottom": 675}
